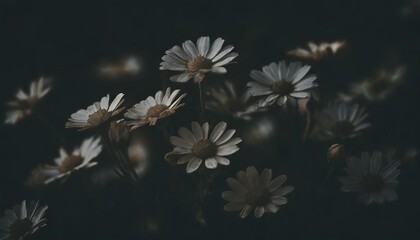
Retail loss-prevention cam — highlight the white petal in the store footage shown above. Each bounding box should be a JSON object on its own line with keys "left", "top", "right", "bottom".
{"left": 267, "top": 175, "right": 287, "bottom": 192}
{"left": 109, "top": 93, "right": 124, "bottom": 111}
{"left": 170, "top": 73, "right": 193, "bottom": 82}
{"left": 215, "top": 156, "right": 230, "bottom": 165}
{"left": 100, "top": 94, "right": 110, "bottom": 110}
{"left": 197, "top": 36, "right": 210, "bottom": 56}
{"left": 202, "top": 122, "right": 209, "bottom": 139}
{"left": 254, "top": 206, "right": 265, "bottom": 218}
{"left": 206, "top": 37, "right": 225, "bottom": 59}
{"left": 289, "top": 92, "right": 309, "bottom": 98}
{"left": 191, "top": 121, "right": 204, "bottom": 141}
{"left": 216, "top": 144, "right": 239, "bottom": 156}
{"left": 215, "top": 129, "right": 236, "bottom": 145}
{"left": 182, "top": 40, "right": 199, "bottom": 58}
{"left": 209, "top": 122, "right": 227, "bottom": 142}
{"left": 205, "top": 158, "right": 218, "bottom": 169}
{"left": 186, "top": 158, "right": 202, "bottom": 173}
{"left": 170, "top": 136, "right": 194, "bottom": 148}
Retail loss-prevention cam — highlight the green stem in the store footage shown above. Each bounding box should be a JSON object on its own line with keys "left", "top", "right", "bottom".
{"left": 198, "top": 80, "right": 206, "bottom": 122}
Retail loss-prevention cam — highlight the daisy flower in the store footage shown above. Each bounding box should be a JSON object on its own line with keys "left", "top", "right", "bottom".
{"left": 339, "top": 151, "right": 401, "bottom": 204}
{"left": 108, "top": 119, "right": 130, "bottom": 143}
{"left": 165, "top": 121, "right": 241, "bottom": 173}
{"left": 312, "top": 101, "right": 370, "bottom": 140}
{"left": 5, "top": 77, "right": 51, "bottom": 125}
{"left": 288, "top": 41, "right": 346, "bottom": 60}
{"left": 222, "top": 166, "right": 294, "bottom": 218}
{"left": 206, "top": 81, "right": 266, "bottom": 120}
{"left": 159, "top": 36, "right": 238, "bottom": 83}
{"left": 124, "top": 87, "right": 186, "bottom": 130}
{"left": 0, "top": 200, "right": 47, "bottom": 240}
{"left": 31, "top": 136, "right": 102, "bottom": 184}
{"left": 339, "top": 66, "right": 406, "bottom": 103}
{"left": 97, "top": 56, "right": 142, "bottom": 80}
{"left": 65, "top": 93, "right": 125, "bottom": 131}
{"left": 247, "top": 61, "right": 318, "bottom": 106}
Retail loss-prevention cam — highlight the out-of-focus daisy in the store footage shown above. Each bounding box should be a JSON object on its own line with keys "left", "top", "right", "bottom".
{"left": 339, "top": 151, "right": 401, "bottom": 204}
{"left": 5, "top": 77, "right": 51, "bottom": 125}
{"left": 0, "top": 200, "right": 47, "bottom": 240}
{"left": 29, "top": 136, "right": 102, "bottom": 184}
{"left": 97, "top": 56, "right": 142, "bottom": 80}
{"left": 90, "top": 132, "right": 151, "bottom": 185}
{"left": 159, "top": 36, "right": 238, "bottom": 83}
{"left": 124, "top": 87, "right": 186, "bottom": 130}
{"left": 312, "top": 102, "right": 370, "bottom": 140}
{"left": 65, "top": 93, "right": 125, "bottom": 131}
{"left": 206, "top": 81, "right": 265, "bottom": 120}
{"left": 339, "top": 66, "right": 406, "bottom": 103}
{"left": 108, "top": 119, "right": 130, "bottom": 143}
{"left": 165, "top": 121, "right": 241, "bottom": 173}
{"left": 222, "top": 166, "right": 294, "bottom": 218}
{"left": 288, "top": 41, "right": 346, "bottom": 61}
{"left": 247, "top": 61, "right": 318, "bottom": 106}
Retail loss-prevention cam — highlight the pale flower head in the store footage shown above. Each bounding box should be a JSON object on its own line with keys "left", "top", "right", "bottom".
{"left": 288, "top": 40, "right": 346, "bottom": 60}
{"left": 247, "top": 61, "right": 318, "bottom": 106}
{"left": 65, "top": 93, "right": 125, "bottom": 131}
{"left": 165, "top": 121, "right": 242, "bottom": 173}
{"left": 28, "top": 136, "right": 102, "bottom": 184}
{"left": 159, "top": 36, "right": 238, "bottom": 83}
{"left": 97, "top": 56, "right": 142, "bottom": 80}
{"left": 312, "top": 101, "right": 370, "bottom": 140}
{"left": 222, "top": 166, "right": 294, "bottom": 218}
{"left": 339, "top": 66, "right": 406, "bottom": 103}
{"left": 339, "top": 151, "right": 401, "bottom": 204}
{"left": 206, "top": 81, "right": 266, "bottom": 120}
{"left": 5, "top": 77, "right": 51, "bottom": 125}
{"left": 0, "top": 200, "right": 47, "bottom": 240}
{"left": 124, "top": 87, "right": 186, "bottom": 130}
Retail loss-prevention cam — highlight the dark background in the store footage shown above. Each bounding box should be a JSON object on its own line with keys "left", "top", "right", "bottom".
{"left": 1, "top": 0, "right": 420, "bottom": 239}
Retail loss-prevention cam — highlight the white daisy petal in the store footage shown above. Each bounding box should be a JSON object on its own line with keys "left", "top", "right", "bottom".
{"left": 205, "top": 158, "right": 218, "bottom": 169}
{"left": 186, "top": 158, "right": 202, "bottom": 173}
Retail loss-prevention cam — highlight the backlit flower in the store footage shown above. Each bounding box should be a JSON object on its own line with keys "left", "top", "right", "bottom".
{"left": 28, "top": 136, "right": 102, "bottom": 184}
{"left": 339, "top": 66, "right": 406, "bottom": 103}
{"left": 5, "top": 77, "right": 51, "bottom": 125}
{"left": 65, "top": 93, "right": 125, "bottom": 131}
{"left": 222, "top": 166, "right": 294, "bottom": 218}
{"left": 288, "top": 41, "right": 346, "bottom": 60}
{"left": 339, "top": 151, "right": 401, "bottom": 204}
{"left": 165, "top": 121, "right": 241, "bottom": 173}
{"left": 0, "top": 200, "right": 47, "bottom": 240}
{"left": 312, "top": 101, "right": 370, "bottom": 140}
{"left": 124, "top": 88, "right": 186, "bottom": 130}
{"left": 206, "top": 81, "right": 265, "bottom": 120}
{"left": 97, "top": 56, "right": 142, "bottom": 80}
{"left": 160, "top": 36, "right": 238, "bottom": 83}
{"left": 247, "top": 61, "right": 317, "bottom": 106}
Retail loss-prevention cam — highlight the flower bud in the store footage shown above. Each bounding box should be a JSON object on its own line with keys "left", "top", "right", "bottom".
{"left": 328, "top": 143, "right": 345, "bottom": 162}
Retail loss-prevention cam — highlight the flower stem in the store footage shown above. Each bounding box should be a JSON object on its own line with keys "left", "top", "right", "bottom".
{"left": 198, "top": 80, "right": 206, "bottom": 122}
{"left": 100, "top": 125, "right": 139, "bottom": 184}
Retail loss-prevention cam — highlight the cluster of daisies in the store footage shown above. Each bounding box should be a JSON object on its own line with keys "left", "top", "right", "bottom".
{"left": 2, "top": 36, "right": 405, "bottom": 238}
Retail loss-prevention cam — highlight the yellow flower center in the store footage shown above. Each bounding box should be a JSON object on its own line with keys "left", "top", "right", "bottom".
{"left": 59, "top": 155, "right": 84, "bottom": 173}
{"left": 360, "top": 174, "right": 384, "bottom": 193}
{"left": 247, "top": 188, "right": 270, "bottom": 206}
{"left": 10, "top": 218, "right": 32, "bottom": 239}
{"left": 272, "top": 80, "right": 294, "bottom": 95}
{"left": 192, "top": 140, "right": 217, "bottom": 159}
{"left": 87, "top": 109, "right": 108, "bottom": 126}
{"left": 146, "top": 104, "right": 169, "bottom": 118}
{"left": 330, "top": 120, "right": 355, "bottom": 138}
{"left": 187, "top": 56, "right": 213, "bottom": 73}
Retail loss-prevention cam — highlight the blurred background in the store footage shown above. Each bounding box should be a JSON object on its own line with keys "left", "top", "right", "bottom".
{"left": 1, "top": 0, "right": 420, "bottom": 239}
